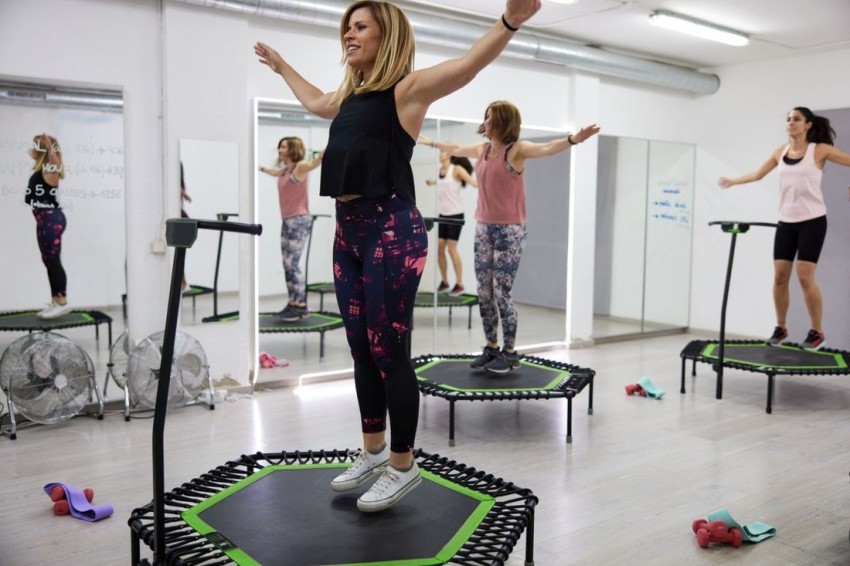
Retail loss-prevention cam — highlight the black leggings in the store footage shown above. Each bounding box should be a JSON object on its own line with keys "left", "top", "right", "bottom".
{"left": 333, "top": 193, "right": 428, "bottom": 454}
{"left": 33, "top": 208, "right": 67, "bottom": 297}
{"left": 774, "top": 215, "right": 827, "bottom": 263}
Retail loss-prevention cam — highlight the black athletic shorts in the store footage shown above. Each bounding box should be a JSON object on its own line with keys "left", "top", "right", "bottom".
{"left": 773, "top": 215, "right": 827, "bottom": 263}
{"left": 437, "top": 213, "right": 464, "bottom": 241}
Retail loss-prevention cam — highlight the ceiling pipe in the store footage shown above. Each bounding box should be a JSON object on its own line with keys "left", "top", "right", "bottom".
{"left": 0, "top": 81, "right": 123, "bottom": 112}
{"left": 175, "top": 0, "right": 719, "bottom": 95}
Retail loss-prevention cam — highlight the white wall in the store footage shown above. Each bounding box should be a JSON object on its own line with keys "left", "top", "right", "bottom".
{"left": 7, "top": 0, "right": 845, "bottom": 380}
{"left": 691, "top": 47, "right": 850, "bottom": 340}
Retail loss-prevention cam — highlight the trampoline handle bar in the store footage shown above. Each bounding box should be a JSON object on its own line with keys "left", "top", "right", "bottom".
{"left": 423, "top": 217, "right": 465, "bottom": 226}
{"left": 709, "top": 220, "right": 778, "bottom": 229}
{"left": 197, "top": 219, "right": 263, "bottom": 236}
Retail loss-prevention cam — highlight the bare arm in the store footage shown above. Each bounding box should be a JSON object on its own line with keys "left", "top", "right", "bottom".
{"left": 254, "top": 42, "right": 338, "bottom": 119}
{"left": 396, "top": 0, "right": 541, "bottom": 130}
{"left": 39, "top": 133, "right": 62, "bottom": 186}
{"left": 818, "top": 143, "right": 850, "bottom": 168}
{"left": 455, "top": 167, "right": 478, "bottom": 188}
{"left": 718, "top": 148, "right": 781, "bottom": 188}
{"left": 258, "top": 165, "right": 284, "bottom": 177}
{"left": 292, "top": 150, "right": 324, "bottom": 181}
{"left": 417, "top": 135, "right": 484, "bottom": 159}
{"left": 514, "top": 124, "right": 601, "bottom": 160}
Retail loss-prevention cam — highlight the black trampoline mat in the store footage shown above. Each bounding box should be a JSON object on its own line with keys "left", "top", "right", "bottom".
{"left": 182, "top": 285, "right": 214, "bottom": 297}
{"left": 416, "top": 358, "right": 569, "bottom": 391}
{"left": 701, "top": 343, "right": 848, "bottom": 370}
{"left": 182, "top": 464, "right": 493, "bottom": 566}
{"left": 0, "top": 309, "right": 105, "bottom": 330}
{"left": 259, "top": 312, "right": 344, "bottom": 332}
{"left": 414, "top": 292, "right": 478, "bottom": 307}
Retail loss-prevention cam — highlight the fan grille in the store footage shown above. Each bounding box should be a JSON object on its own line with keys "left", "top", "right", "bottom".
{"left": 126, "top": 331, "right": 208, "bottom": 409}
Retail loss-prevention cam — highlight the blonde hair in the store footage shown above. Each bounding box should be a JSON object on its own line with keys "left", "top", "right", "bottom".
{"left": 278, "top": 136, "right": 306, "bottom": 164}
{"left": 329, "top": 1, "right": 415, "bottom": 107}
{"left": 477, "top": 101, "right": 522, "bottom": 145}
{"left": 31, "top": 134, "right": 65, "bottom": 179}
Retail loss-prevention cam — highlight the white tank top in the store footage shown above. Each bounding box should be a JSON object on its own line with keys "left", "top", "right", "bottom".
{"left": 777, "top": 143, "right": 826, "bottom": 223}
{"left": 436, "top": 164, "right": 465, "bottom": 216}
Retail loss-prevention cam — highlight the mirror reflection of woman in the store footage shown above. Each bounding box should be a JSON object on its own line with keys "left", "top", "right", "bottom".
{"left": 26, "top": 133, "right": 71, "bottom": 319}
{"left": 259, "top": 137, "right": 323, "bottom": 321}
{"left": 255, "top": 0, "right": 542, "bottom": 512}
{"left": 425, "top": 152, "right": 476, "bottom": 295}
{"left": 420, "top": 101, "right": 600, "bottom": 374}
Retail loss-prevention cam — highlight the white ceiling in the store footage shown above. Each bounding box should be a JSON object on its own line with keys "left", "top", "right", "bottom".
{"left": 401, "top": 0, "right": 850, "bottom": 69}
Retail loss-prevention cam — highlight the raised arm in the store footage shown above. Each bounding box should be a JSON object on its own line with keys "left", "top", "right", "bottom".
{"left": 718, "top": 147, "right": 781, "bottom": 188}
{"left": 396, "top": 1, "right": 541, "bottom": 126}
{"left": 254, "top": 42, "right": 338, "bottom": 119}
{"left": 293, "top": 150, "right": 324, "bottom": 180}
{"left": 258, "top": 164, "right": 284, "bottom": 177}
{"left": 514, "top": 124, "right": 600, "bottom": 160}
{"left": 818, "top": 143, "right": 850, "bottom": 168}
{"left": 455, "top": 166, "right": 478, "bottom": 188}
{"left": 417, "top": 135, "right": 484, "bottom": 160}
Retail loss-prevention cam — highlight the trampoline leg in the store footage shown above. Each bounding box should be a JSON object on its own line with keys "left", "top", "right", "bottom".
{"left": 680, "top": 357, "right": 686, "bottom": 394}
{"left": 691, "top": 359, "right": 696, "bottom": 376}
{"left": 320, "top": 331, "right": 325, "bottom": 360}
{"left": 566, "top": 398, "right": 573, "bottom": 443}
{"left": 449, "top": 401, "right": 456, "bottom": 447}
{"left": 524, "top": 508, "right": 535, "bottom": 565}
{"left": 108, "top": 322, "right": 113, "bottom": 351}
{"left": 467, "top": 305, "right": 472, "bottom": 329}
{"left": 587, "top": 376, "right": 594, "bottom": 415}
{"left": 766, "top": 374, "right": 774, "bottom": 414}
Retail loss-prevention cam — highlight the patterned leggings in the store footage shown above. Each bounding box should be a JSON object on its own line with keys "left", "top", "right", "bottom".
{"left": 474, "top": 223, "right": 527, "bottom": 350}
{"left": 280, "top": 215, "right": 312, "bottom": 304}
{"left": 333, "top": 193, "right": 428, "bottom": 454}
{"left": 33, "top": 208, "right": 67, "bottom": 298}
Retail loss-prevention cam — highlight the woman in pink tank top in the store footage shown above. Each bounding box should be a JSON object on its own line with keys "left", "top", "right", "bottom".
{"left": 420, "top": 101, "right": 599, "bottom": 374}
{"left": 719, "top": 107, "right": 850, "bottom": 351}
{"left": 259, "top": 136, "right": 323, "bottom": 321}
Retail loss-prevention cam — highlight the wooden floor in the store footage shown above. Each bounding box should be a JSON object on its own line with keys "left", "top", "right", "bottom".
{"left": 1, "top": 300, "right": 850, "bottom": 565}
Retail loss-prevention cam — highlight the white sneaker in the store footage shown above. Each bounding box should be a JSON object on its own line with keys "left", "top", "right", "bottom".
{"left": 331, "top": 446, "right": 389, "bottom": 492}
{"left": 36, "top": 303, "right": 54, "bottom": 316}
{"left": 38, "top": 302, "right": 72, "bottom": 319}
{"left": 357, "top": 460, "right": 422, "bottom": 513}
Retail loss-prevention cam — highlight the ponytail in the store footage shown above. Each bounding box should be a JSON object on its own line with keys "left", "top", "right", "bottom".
{"left": 793, "top": 106, "right": 835, "bottom": 145}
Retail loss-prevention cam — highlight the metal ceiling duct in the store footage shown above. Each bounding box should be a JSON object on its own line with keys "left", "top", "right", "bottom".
{"left": 176, "top": 0, "right": 719, "bottom": 94}
{"left": 0, "top": 81, "right": 123, "bottom": 112}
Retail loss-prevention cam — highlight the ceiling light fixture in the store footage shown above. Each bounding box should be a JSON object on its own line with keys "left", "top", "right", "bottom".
{"left": 648, "top": 9, "right": 749, "bottom": 47}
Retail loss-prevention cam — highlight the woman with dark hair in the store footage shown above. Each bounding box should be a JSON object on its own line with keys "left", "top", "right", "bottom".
{"left": 425, "top": 152, "right": 477, "bottom": 295}
{"left": 420, "top": 101, "right": 599, "bottom": 374}
{"left": 26, "top": 133, "right": 71, "bottom": 320}
{"left": 259, "top": 136, "right": 323, "bottom": 321}
{"left": 719, "top": 106, "right": 850, "bottom": 350}
{"left": 255, "top": 0, "right": 542, "bottom": 512}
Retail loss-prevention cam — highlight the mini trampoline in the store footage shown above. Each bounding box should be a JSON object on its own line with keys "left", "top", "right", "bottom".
{"left": 413, "top": 353, "right": 595, "bottom": 445}
{"left": 0, "top": 309, "right": 113, "bottom": 347}
{"left": 259, "top": 311, "right": 344, "bottom": 360}
{"left": 680, "top": 339, "right": 850, "bottom": 413}
{"left": 129, "top": 448, "right": 538, "bottom": 566}
{"left": 129, "top": 218, "right": 538, "bottom": 566}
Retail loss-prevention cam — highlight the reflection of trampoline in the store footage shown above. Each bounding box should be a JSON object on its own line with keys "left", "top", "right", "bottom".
{"left": 680, "top": 339, "right": 850, "bottom": 413}
{"left": 414, "top": 354, "right": 595, "bottom": 445}
{"left": 0, "top": 309, "right": 113, "bottom": 347}
{"left": 259, "top": 311, "right": 344, "bottom": 360}
{"left": 129, "top": 449, "right": 538, "bottom": 566}
{"left": 308, "top": 283, "right": 480, "bottom": 329}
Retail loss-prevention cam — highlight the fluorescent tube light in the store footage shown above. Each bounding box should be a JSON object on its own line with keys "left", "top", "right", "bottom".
{"left": 648, "top": 10, "right": 749, "bottom": 47}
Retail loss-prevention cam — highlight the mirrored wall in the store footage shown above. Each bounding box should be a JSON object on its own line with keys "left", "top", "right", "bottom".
{"left": 0, "top": 80, "right": 126, "bottom": 315}
{"left": 252, "top": 99, "right": 570, "bottom": 378}
{"left": 593, "top": 135, "right": 695, "bottom": 341}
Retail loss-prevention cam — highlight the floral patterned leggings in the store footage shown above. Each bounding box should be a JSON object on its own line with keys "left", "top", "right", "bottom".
{"left": 33, "top": 208, "right": 67, "bottom": 298}
{"left": 333, "top": 193, "right": 428, "bottom": 454}
{"left": 280, "top": 215, "right": 312, "bottom": 304}
{"left": 474, "top": 222, "right": 527, "bottom": 350}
